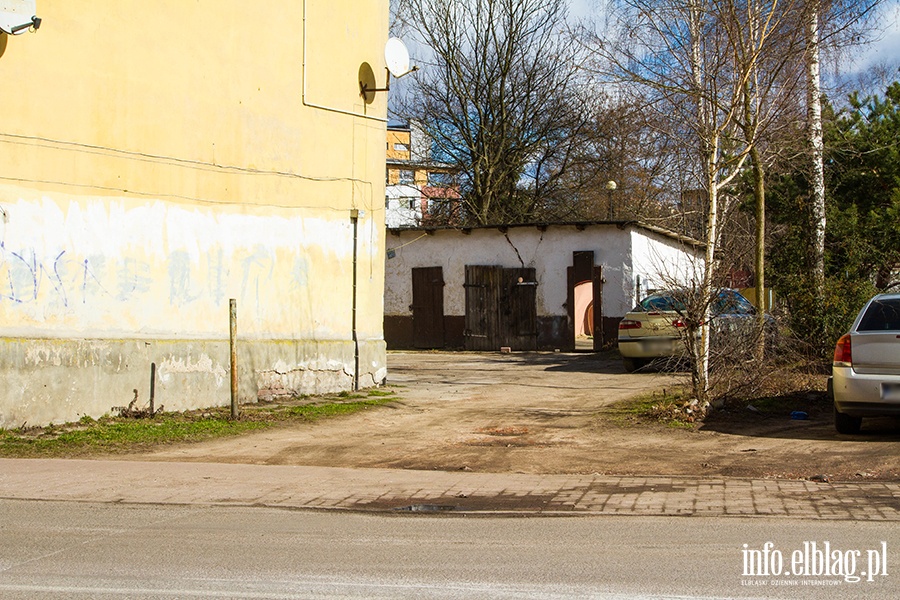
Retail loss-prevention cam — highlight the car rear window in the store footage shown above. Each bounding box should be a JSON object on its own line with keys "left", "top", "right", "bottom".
{"left": 712, "top": 291, "right": 756, "bottom": 315}
{"left": 857, "top": 298, "right": 900, "bottom": 332}
{"left": 638, "top": 294, "right": 686, "bottom": 312}
{"left": 636, "top": 290, "right": 755, "bottom": 314}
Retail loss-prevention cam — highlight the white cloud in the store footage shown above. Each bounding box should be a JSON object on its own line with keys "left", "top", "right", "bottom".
{"left": 854, "top": 2, "right": 900, "bottom": 70}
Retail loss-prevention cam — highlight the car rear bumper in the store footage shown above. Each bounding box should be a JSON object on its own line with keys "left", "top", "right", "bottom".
{"left": 618, "top": 337, "right": 683, "bottom": 359}
{"left": 832, "top": 366, "right": 900, "bottom": 416}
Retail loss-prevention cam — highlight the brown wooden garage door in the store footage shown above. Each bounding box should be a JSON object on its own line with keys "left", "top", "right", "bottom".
{"left": 464, "top": 265, "right": 537, "bottom": 351}
{"left": 411, "top": 266, "right": 445, "bottom": 349}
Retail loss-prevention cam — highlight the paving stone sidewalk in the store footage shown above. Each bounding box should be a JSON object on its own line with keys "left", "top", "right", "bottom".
{"left": 1, "top": 458, "right": 898, "bottom": 520}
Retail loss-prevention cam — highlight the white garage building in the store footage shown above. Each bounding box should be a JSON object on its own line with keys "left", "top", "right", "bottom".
{"left": 384, "top": 221, "right": 704, "bottom": 351}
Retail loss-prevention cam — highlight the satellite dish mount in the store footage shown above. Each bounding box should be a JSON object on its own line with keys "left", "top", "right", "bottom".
{"left": 0, "top": 0, "right": 41, "bottom": 36}
{"left": 360, "top": 37, "right": 418, "bottom": 98}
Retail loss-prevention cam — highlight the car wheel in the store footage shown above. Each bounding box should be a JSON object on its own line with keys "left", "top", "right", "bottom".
{"left": 622, "top": 357, "right": 646, "bottom": 373}
{"left": 834, "top": 405, "right": 862, "bottom": 435}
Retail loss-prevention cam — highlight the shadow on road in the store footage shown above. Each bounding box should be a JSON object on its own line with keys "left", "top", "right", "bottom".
{"left": 528, "top": 352, "right": 625, "bottom": 374}
{"left": 389, "top": 351, "right": 632, "bottom": 375}
{"left": 701, "top": 395, "right": 900, "bottom": 442}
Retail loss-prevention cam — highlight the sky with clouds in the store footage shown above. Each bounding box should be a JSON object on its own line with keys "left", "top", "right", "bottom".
{"left": 851, "top": 1, "right": 900, "bottom": 72}
{"left": 568, "top": 0, "right": 900, "bottom": 77}
{"left": 393, "top": 0, "right": 899, "bottom": 98}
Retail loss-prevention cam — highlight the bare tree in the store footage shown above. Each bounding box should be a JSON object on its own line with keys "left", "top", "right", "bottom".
{"left": 584, "top": 0, "right": 886, "bottom": 404}
{"left": 530, "top": 92, "right": 690, "bottom": 223}
{"left": 720, "top": 0, "right": 807, "bottom": 358}
{"left": 394, "top": 0, "right": 585, "bottom": 225}
{"left": 586, "top": 0, "right": 762, "bottom": 409}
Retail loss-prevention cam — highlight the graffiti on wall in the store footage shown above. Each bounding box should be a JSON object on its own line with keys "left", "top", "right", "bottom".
{"left": 0, "top": 241, "right": 306, "bottom": 319}
{"left": 0, "top": 243, "right": 117, "bottom": 307}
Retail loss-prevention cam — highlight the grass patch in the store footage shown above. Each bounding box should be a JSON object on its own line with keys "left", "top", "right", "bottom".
{"left": 605, "top": 386, "right": 699, "bottom": 428}
{"left": 0, "top": 413, "right": 270, "bottom": 457}
{"left": 286, "top": 396, "right": 396, "bottom": 421}
{"left": 742, "top": 395, "right": 788, "bottom": 414}
{"left": 0, "top": 388, "right": 401, "bottom": 458}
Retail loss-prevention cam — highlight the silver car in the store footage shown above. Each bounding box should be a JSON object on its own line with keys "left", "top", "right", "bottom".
{"left": 831, "top": 293, "right": 900, "bottom": 434}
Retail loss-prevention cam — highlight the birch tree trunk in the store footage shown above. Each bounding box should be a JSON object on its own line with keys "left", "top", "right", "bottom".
{"left": 689, "top": 0, "right": 712, "bottom": 408}
{"left": 805, "top": 0, "right": 826, "bottom": 294}
{"left": 699, "top": 149, "right": 718, "bottom": 408}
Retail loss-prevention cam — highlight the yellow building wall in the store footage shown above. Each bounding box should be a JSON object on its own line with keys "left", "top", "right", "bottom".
{"left": 387, "top": 129, "right": 412, "bottom": 161}
{"left": 387, "top": 165, "right": 434, "bottom": 188}
{"left": 387, "top": 129, "right": 411, "bottom": 185}
{"left": 0, "top": 0, "right": 388, "bottom": 427}
{"left": 386, "top": 128, "right": 441, "bottom": 187}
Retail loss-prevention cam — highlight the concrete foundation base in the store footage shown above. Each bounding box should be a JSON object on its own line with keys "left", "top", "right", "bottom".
{"left": 0, "top": 337, "right": 386, "bottom": 428}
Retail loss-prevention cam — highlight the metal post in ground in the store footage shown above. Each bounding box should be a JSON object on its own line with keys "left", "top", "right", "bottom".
{"left": 150, "top": 362, "right": 156, "bottom": 416}
{"left": 229, "top": 298, "right": 239, "bottom": 419}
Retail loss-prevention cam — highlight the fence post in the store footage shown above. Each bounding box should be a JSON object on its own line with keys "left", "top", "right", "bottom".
{"left": 230, "top": 298, "right": 239, "bottom": 419}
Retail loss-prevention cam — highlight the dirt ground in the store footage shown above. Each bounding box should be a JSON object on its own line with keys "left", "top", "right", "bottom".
{"left": 139, "top": 351, "right": 900, "bottom": 482}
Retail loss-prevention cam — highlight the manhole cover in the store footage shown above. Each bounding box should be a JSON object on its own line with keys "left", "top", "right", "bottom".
{"left": 394, "top": 504, "right": 458, "bottom": 512}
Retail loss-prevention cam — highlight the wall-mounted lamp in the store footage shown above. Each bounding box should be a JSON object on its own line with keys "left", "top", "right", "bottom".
{"left": 359, "top": 37, "right": 418, "bottom": 98}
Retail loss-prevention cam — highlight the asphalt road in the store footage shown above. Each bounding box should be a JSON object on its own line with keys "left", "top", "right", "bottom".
{"left": 0, "top": 500, "right": 896, "bottom": 599}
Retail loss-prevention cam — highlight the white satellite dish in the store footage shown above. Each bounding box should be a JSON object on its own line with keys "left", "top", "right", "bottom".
{"left": 385, "top": 37, "right": 412, "bottom": 78}
{"left": 360, "top": 37, "right": 417, "bottom": 100}
{"left": 0, "top": 0, "right": 40, "bottom": 35}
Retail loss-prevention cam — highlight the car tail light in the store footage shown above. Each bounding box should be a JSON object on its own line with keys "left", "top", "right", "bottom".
{"left": 619, "top": 319, "right": 642, "bottom": 330}
{"left": 833, "top": 334, "right": 852, "bottom": 366}
{"left": 672, "top": 318, "right": 686, "bottom": 328}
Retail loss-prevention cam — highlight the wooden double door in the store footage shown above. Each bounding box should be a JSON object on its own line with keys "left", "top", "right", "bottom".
{"left": 463, "top": 265, "right": 538, "bottom": 351}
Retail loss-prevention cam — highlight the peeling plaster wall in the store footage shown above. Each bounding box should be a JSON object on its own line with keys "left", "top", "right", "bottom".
{"left": 0, "top": 191, "right": 389, "bottom": 428}
{"left": 385, "top": 225, "right": 704, "bottom": 328}
{"left": 1, "top": 337, "right": 386, "bottom": 427}
{"left": 384, "top": 225, "right": 637, "bottom": 320}
{"left": 0, "top": 0, "right": 389, "bottom": 428}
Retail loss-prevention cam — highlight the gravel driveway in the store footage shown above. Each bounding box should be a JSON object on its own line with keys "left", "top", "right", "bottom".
{"left": 138, "top": 351, "right": 900, "bottom": 481}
